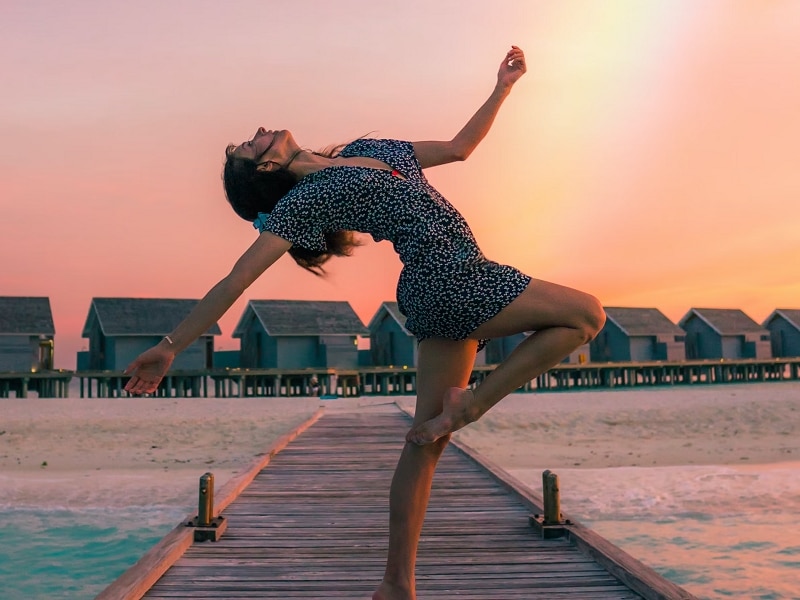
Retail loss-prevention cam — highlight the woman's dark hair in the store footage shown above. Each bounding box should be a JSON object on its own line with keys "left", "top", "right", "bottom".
{"left": 222, "top": 145, "right": 361, "bottom": 276}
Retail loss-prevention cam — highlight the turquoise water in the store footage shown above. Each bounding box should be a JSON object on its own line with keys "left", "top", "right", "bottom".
{"left": 512, "top": 462, "right": 800, "bottom": 599}
{"left": 0, "top": 505, "right": 189, "bottom": 600}
{"left": 584, "top": 512, "right": 800, "bottom": 599}
{"left": 5, "top": 465, "right": 799, "bottom": 599}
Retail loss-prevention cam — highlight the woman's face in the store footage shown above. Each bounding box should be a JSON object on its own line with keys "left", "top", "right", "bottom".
{"left": 229, "top": 128, "right": 294, "bottom": 164}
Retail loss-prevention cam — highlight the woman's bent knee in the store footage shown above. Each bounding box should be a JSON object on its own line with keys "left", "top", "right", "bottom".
{"left": 581, "top": 294, "right": 606, "bottom": 342}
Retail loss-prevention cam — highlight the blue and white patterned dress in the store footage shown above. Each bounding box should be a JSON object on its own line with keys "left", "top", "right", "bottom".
{"left": 255, "top": 138, "right": 531, "bottom": 346}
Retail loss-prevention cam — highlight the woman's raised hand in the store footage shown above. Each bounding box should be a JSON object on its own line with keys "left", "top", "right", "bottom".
{"left": 123, "top": 344, "right": 175, "bottom": 395}
{"left": 497, "top": 45, "right": 527, "bottom": 89}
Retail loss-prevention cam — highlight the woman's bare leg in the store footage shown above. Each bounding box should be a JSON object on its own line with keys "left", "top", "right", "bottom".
{"left": 407, "top": 279, "right": 605, "bottom": 445}
{"left": 373, "top": 337, "right": 478, "bottom": 600}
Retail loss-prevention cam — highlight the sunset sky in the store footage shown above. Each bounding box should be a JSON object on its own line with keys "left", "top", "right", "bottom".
{"left": 3, "top": 1, "right": 800, "bottom": 368}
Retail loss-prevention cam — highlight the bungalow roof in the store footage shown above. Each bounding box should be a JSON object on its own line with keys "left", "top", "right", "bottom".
{"left": 679, "top": 308, "right": 766, "bottom": 335}
{"left": 234, "top": 300, "right": 368, "bottom": 337}
{"left": 367, "top": 301, "right": 410, "bottom": 335}
{"left": 0, "top": 296, "right": 55, "bottom": 335}
{"left": 603, "top": 307, "right": 683, "bottom": 336}
{"left": 82, "top": 298, "right": 221, "bottom": 337}
{"left": 764, "top": 308, "right": 800, "bottom": 331}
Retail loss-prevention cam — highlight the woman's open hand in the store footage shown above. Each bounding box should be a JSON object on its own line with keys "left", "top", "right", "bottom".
{"left": 123, "top": 343, "right": 175, "bottom": 395}
{"left": 497, "top": 45, "right": 527, "bottom": 89}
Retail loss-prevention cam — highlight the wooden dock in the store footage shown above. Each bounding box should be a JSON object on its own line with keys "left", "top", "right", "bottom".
{"left": 65, "top": 357, "right": 800, "bottom": 400}
{"left": 0, "top": 370, "right": 72, "bottom": 398}
{"left": 98, "top": 405, "right": 696, "bottom": 600}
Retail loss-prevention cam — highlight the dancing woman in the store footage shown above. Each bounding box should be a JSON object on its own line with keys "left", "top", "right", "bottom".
{"left": 124, "top": 46, "right": 605, "bottom": 600}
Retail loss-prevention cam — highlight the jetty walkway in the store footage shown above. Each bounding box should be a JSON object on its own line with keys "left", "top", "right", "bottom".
{"left": 2, "top": 358, "right": 798, "bottom": 398}
{"left": 65, "top": 356, "right": 800, "bottom": 399}
{"left": 98, "top": 404, "right": 696, "bottom": 599}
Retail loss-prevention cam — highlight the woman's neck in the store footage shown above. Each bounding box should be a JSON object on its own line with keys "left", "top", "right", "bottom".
{"left": 285, "top": 151, "right": 337, "bottom": 178}
{"left": 287, "top": 151, "right": 398, "bottom": 179}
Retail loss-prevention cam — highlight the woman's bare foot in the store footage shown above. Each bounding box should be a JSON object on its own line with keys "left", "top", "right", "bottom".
{"left": 373, "top": 581, "right": 415, "bottom": 600}
{"left": 406, "top": 387, "right": 481, "bottom": 445}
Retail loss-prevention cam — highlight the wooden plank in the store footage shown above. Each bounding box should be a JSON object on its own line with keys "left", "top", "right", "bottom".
{"left": 212, "top": 408, "right": 325, "bottom": 515}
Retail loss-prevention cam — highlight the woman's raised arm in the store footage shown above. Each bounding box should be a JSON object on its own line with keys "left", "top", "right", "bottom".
{"left": 123, "top": 232, "right": 292, "bottom": 395}
{"left": 413, "top": 46, "right": 527, "bottom": 169}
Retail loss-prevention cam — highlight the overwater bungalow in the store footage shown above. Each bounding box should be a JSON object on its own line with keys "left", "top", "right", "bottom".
{"left": 81, "top": 297, "right": 221, "bottom": 370}
{"left": 484, "top": 333, "right": 527, "bottom": 364}
{"left": 679, "top": 307, "right": 771, "bottom": 360}
{"left": 233, "top": 299, "right": 367, "bottom": 369}
{"left": 0, "top": 296, "right": 56, "bottom": 371}
{"left": 485, "top": 332, "right": 589, "bottom": 365}
{"left": 762, "top": 309, "right": 800, "bottom": 357}
{"left": 591, "top": 307, "right": 686, "bottom": 362}
{"left": 368, "top": 301, "right": 417, "bottom": 367}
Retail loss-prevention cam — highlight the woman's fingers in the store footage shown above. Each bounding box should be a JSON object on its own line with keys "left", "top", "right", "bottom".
{"left": 124, "top": 375, "right": 140, "bottom": 393}
{"left": 123, "top": 349, "right": 170, "bottom": 395}
{"left": 124, "top": 372, "right": 160, "bottom": 395}
{"left": 131, "top": 379, "right": 156, "bottom": 395}
{"left": 128, "top": 376, "right": 145, "bottom": 394}
{"left": 506, "top": 49, "right": 525, "bottom": 66}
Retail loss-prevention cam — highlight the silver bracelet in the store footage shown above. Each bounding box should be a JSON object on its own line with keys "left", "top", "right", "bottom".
{"left": 164, "top": 335, "right": 175, "bottom": 346}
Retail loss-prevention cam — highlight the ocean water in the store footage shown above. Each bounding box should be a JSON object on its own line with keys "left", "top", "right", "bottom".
{"left": 0, "top": 504, "right": 191, "bottom": 600}
{"left": 5, "top": 465, "right": 799, "bottom": 599}
{"left": 511, "top": 462, "right": 800, "bottom": 599}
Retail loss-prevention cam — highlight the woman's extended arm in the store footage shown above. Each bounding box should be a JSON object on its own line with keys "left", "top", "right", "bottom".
{"left": 123, "top": 232, "right": 292, "bottom": 395}
{"left": 413, "top": 46, "right": 527, "bottom": 169}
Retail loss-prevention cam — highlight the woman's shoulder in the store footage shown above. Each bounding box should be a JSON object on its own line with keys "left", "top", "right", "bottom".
{"left": 341, "top": 138, "right": 420, "bottom": 175}
{"left": 341, "top": 137, "right": 412, "bottom": 156}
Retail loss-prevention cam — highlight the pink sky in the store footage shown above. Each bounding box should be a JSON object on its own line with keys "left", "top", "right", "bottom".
{"left": 2, "top": 1, "right": 799, "bottom": 369}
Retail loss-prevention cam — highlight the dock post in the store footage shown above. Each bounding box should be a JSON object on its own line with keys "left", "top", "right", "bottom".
{"left": 542, "top": 469, "right": 561, "bottom": 525}
{"left": 186, "top": 472, "right": 227, "bottom": 542}
{"left": 198, "top": 472, "right": 213, "bottom": 526}
{"left": 529, "top": 469, "right": 567, "bottom": 538}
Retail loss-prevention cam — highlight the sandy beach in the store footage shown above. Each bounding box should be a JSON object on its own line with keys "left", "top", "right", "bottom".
{"left": 441, "top": 382, "right": 800, "bottom": 471}
{"left": 0, "top": 397, "right": 321, "bottom": 508}
{"left": 2, "top": 382, "right": 798, "bottom": 509}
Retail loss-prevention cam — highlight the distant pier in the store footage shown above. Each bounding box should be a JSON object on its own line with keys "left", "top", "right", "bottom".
{"left": 0, "top": 370, "right": 72, "bottom": 398}
{"left": 1, "top": 358, "right": 798, "bottom": 399}
{"left": 73, "top": 357, "right": 800, "bottom": 398}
